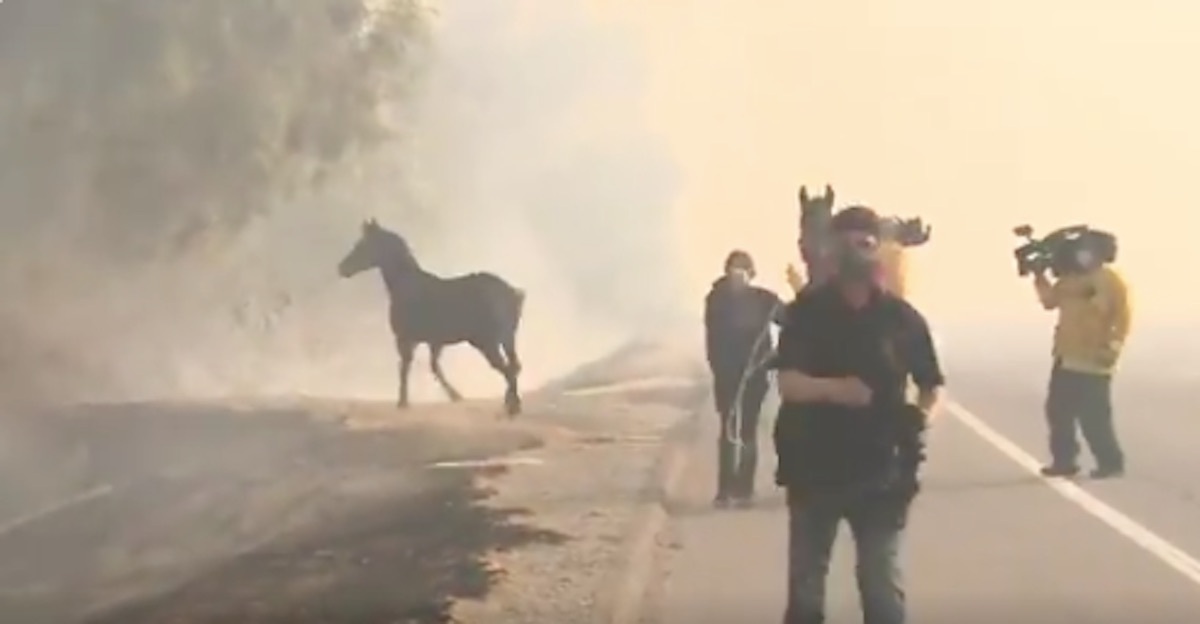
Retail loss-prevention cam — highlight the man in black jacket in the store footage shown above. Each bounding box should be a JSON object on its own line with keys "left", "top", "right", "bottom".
{"left": 774, "top": 206, "right": 944, "bottom": 624}
{"left": 704, "top": 250, "right": 784, "bottom": 508}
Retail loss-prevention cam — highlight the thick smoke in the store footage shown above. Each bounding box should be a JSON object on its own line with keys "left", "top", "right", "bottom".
{"left": 0, "top": 0, "right": 684, "bottom": 405}
{"left": 385, "top": 0, "right": 686, "bottom": 393}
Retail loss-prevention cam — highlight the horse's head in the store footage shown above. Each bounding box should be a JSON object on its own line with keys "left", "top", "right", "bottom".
{"left": 337, "top": 218, "right": 417, "bottom": 278}
{"left": 798, "top": 184, "right": 836, "bottom": 233}
{"left": 797, "top": 184, "right": 837, "bottom": 270}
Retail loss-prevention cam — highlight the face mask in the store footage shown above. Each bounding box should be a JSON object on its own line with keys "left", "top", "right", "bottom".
{"left": 1074, "top": 249, "right": 1096, "bottom": 269}
{"left": 726, "top": 267, "right": 751, "bottom": 286}
{"left": 835, "top": 246, "right": 878, "bottom": 283}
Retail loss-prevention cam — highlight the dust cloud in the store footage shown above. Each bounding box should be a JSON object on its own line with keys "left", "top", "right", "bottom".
{"left": 0, "top": 0, "right": 687, "bottom": 408}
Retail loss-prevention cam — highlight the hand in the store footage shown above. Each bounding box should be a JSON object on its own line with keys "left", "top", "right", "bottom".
{"left": 786, "top": 263, "right": 806, "bottom": 292}
{"left": 827, "top": 377, "right": 873, "bottom": 407}
{"left": 1096, "top": 341, "right": 1122, "bottom": 368}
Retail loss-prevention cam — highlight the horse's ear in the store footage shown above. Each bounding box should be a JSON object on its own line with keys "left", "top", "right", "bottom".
{"left": 799, "top": 185, "right": 809, "bottom": 206}
{"left": 824, "top": 184, "right": 835, "bottom": 204}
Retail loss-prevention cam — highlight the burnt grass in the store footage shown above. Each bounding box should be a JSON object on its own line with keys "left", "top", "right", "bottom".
{"left": 84, "top": 470, "right": 568, "bottom": 624}
{"left": 0, "top": 400, "right": 566, "bottom": 624}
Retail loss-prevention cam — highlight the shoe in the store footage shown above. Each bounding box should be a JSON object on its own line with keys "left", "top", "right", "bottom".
{"left": 1040, "top": 464, "right": 1080, "bottom": 478}
{"left": 713, "top": 495, "right": 731, "bottom": 509}
{"left": 1090, "top": 466, "right": 1125, "bottom": 479}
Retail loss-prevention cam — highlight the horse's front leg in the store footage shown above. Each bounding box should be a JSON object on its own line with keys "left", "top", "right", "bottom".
{"left": 428, "top": 343, "right": 463, "bottom": 402}
{"left": 397, "top": 340, "right": 416, "bottom": 409}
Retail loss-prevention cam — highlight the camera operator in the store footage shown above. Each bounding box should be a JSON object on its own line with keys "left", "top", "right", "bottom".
{"left": 877, "top": 216, "right": 931, "bottom": 299}
{"left": 790, "top": 214, "right": 929, "bottom": 299}
{"left": 1033, "top": 235, "right": 1132, "bottom": 479}
{"left": 774, "top": 206, "right": 944, "bottom": 624}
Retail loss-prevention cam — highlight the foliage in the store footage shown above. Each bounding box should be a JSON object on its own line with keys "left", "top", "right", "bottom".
{"left": 0, "top": 0, "right": 431, "bottom": 263}
{"left": 0, "top": 0, "right": 432, "bottom": 403}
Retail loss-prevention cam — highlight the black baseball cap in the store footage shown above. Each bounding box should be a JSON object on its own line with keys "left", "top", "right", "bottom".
{"left": 830, "top": 205, "right": 882, "bottom": 236}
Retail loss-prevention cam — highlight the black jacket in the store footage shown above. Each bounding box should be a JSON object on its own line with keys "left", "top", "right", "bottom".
{"left": 772, "top": 283, "right": 943, "bottom": 491}
{"left": 703, "top": 277, "right": 784, "bottom": 383}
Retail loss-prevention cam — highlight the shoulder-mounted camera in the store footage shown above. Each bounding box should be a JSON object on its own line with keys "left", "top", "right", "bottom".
{"left": 1012, "top": 224, "right": 1118, "bottom": 277}
{"left": 881, "top": 216, "right": 932, "bottom": 247}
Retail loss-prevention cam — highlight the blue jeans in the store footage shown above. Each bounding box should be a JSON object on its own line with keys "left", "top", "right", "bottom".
{"left": 783, "top": 486, "right": 907, "bottom": 624}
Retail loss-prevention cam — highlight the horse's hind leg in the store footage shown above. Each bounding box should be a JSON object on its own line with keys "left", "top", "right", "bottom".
{"left": 499, "top": 334, "right": 522, "bottom": 412}
{"left": 472, "top": 340, "right": 521, "bottom": 417}
{"left": 428, "top": 343, "right": 463, "bottom": 402}
{"left": 396, "top": 339, "right": 415, "bottom": 409}
{"left": 500, "top": 334, "right": 522, "bottom": 377}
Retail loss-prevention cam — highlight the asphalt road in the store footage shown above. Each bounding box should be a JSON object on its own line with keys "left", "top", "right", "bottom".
{"left": 656, "top": 352, "right": 1200, "bottom": 623}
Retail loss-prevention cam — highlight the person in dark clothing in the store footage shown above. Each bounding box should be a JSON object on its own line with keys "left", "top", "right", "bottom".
{"left": 704, "top": 250, "right": 785, "bottom": 508}
{"left": 773, "top": 206, "right": 945, "bottom": 624}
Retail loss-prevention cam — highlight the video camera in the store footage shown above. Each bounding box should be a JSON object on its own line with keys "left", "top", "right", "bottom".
{"left": 1012, "top": 224, "right": 1118, "bottom": 277}
{"left": 883, "top": 216, "right": 932, "bottom": 247}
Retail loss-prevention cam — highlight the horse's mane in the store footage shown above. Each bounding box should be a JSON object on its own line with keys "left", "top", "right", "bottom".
{"left": 371, "top": 224, "right": 422, "bottom": 272}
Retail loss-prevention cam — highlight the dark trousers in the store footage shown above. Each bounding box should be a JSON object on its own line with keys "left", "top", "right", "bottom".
{"left": 714, "top": 372, "right": 768, "bottom": 499}
{"left": 784, "top": 487, "right": 907, "bottom": 624}
{"left": 1045, "top": 362, "right": 1124, "bottom": 470}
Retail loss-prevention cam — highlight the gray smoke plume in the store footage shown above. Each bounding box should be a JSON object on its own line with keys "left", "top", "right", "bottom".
{"left": 0, "top": 0, "right": 684, "bottom": 405}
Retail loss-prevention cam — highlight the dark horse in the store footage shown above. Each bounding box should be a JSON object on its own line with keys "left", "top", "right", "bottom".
{"left": 797, "top": 184, "right": 837, "bottom": 284}
{"left": 337, "top": 219, "right": 526, "bottom": 416}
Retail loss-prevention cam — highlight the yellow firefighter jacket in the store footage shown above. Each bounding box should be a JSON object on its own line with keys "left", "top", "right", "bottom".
{"left": 1037, "top": 266, "right": 1132, "bottom": 375}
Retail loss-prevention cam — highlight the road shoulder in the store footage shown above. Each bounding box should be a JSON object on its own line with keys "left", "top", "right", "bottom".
{"left": 448, "top": 387, "right": 703, "bottom": 624}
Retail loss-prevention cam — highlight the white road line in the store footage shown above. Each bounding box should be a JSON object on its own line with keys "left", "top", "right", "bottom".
{"left": 0, "top": 483, "right": 115, "bottom": 539}
{"left": 427, "top": 456, "right": 545, "bottom": 469}
{"left": 944, "top": 399, "right": 1200, "bottom": 586}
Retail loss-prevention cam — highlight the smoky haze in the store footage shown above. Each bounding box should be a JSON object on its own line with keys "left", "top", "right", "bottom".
{"left": 0, "top": 0, "right": 686, "bottom": 408}
{"left": 603, "top": 0, "right": 1200, "bottom": 370}
{"left": 0, "top": 0, "right": 1196, "bottom": 613}
{"left": 3, "top": 0, "right": 1198, "bottom": 403}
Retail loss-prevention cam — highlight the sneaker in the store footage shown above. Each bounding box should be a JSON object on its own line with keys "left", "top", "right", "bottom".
{"left": 1089, "top": 466, "right": 1125, "bottom": 480}
{"left": 1040, "top": 464, "right": 1080, "bottom": 478}
{"left": 713, "top": 495, "right": 731, "bottom": 509}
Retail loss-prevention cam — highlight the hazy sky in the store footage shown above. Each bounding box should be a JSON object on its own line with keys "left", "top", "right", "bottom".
{"left": 596, "top": 0, "right": 1200, "bottom": 326}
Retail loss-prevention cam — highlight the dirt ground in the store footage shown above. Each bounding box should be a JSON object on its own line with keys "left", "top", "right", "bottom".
{"left": 0, "top": 346, "right": 705, "bottom": 624}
